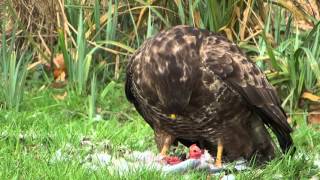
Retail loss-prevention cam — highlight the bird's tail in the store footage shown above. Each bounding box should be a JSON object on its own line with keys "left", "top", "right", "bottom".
{"left": 272, "top": 125, "right": 295, "bottom": 154}
{"left": 258, "top": 107, "right": 295, "bottom": 155}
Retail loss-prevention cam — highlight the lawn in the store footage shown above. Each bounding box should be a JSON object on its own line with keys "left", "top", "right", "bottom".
{"left": 0, "top": 86, "right": 319, "bottom": 179}
{"left": 1, "top": 0, "right": 320, "bottom": 179}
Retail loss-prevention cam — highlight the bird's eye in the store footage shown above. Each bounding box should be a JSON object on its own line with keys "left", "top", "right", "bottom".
{"left": 169, "top": 114, "right": 177, "bottom": 119}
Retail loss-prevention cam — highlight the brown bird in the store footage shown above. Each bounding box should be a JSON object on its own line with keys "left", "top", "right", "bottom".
{"left": 125, "top": 25, "right": 294, "bottom": 165}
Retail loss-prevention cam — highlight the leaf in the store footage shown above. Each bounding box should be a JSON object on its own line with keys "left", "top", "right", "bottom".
{"left": 174, "top": 0, "right": 185, "bottom": 24}
{"left": 53, "top": 54, "right": 66, "bottom": 81}
{"left": 100, "top": 81, "right": 116, "bottom": 99}
{"left": 301, "top": 92, "right": 320, "bottom": 102}
{"left": 261, "top": 32, "right": 282, "bottom": 71}
{"left": 97, "top": 40, "right": 135, "bottom": 53}
{"left": 308, "top": 112, "right": 320, "bottom": 125}
{"left": 240, "top": 0, "right": 253, "bottom": 40}
{"left": 53, "top": 91, "right": 68, "bottom": 101}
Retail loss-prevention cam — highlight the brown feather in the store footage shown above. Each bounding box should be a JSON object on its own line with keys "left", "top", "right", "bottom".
{"left": 199, "top": 34, "right": 293, "bottom": 153}
{"left": 125, "top": 25, "right": 294, "bottom": 163}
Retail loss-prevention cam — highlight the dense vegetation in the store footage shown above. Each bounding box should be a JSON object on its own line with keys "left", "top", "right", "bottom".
{"left": 0, "top": 0, "right": 320, "bottom": 179}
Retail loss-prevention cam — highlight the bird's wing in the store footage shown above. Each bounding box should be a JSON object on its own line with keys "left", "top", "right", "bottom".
{"left": 199, "top": 34, "right": 293, "bottom": 152}
{"left": 125, "top": 37, "right": 153, "bottom": 104}
{"left": 125, "top": 55, "right": 135, "bottom": 103}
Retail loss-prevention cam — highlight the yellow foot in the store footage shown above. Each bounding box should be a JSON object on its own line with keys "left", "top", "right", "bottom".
{"left": 160, "top": 143, "right": 170, "bottom": 156}
{"left": 215, "top": 138, "right": 223, "bottom": 168}
{"left": 215, "top": 160, "right": 222, "bottom": 168}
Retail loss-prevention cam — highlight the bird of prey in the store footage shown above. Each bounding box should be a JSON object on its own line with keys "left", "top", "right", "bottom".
{"left": 125, "top": 25, "right": 294, "bottom": 165}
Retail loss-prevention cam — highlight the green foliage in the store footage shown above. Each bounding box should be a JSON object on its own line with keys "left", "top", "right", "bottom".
{"left": 105, "top": 0, "right": 118, "bottom": 44}
{"left": 263, "top": 21, "right": 320, "bottom": 112}
{"left": 205, "top": 0, "right": 237, "bottom": 32}
{"left": 87, "top": 73, "right": 97, "bottom": 121}
{"left": 58, "top": 9, "right": 98, "bottom": 95}
{"left": 0, "top": 24, "right": 30, "bottom": 111}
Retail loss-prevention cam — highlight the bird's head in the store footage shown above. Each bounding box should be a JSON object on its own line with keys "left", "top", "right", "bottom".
{"left": 159, "top": 91, "right": 191, "bottom": 116}
{"left": 189, "top": 144, "right": 202, "bottom": 159}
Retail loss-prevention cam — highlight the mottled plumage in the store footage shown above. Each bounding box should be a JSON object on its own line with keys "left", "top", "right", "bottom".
{"left": 125, "top": 25, "right": 294, "bottom": 163}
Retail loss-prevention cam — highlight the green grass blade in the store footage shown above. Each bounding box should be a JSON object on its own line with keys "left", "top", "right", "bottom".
{"left": 94, "top": 0, "right": 101, "bottom": 41}
{"left": 176, "top": 0, "right": 185, "bottom": 24}
{"left": 261, "top": 32, "right": 282, "bottom": 71}
{"left": 88, "top": 73, "right": 97, "bottom": 121}
{"left": 146, "top": 8, "right": 153, "bottom": 38}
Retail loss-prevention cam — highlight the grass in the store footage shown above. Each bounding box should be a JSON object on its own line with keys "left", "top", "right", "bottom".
{"left": 0, "top": 86, "right": 319, "bottom": 179}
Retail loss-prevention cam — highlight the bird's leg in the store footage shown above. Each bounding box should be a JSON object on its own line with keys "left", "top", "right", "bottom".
{"left": 154, "top": 129, "right": 175, "bottom": 157}
{"left": 160, "top": 135, "right": 175, "bottom": 156}
{"left": 215, "top": 138, "right": 223, "bottom": 167}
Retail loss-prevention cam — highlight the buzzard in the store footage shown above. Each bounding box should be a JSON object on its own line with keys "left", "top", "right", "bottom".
{"left": 125, "top": 25, "right": 294, "bottom": 165}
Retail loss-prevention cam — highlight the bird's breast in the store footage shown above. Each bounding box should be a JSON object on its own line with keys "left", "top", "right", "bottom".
{"left": 139, "top": 76, "right": 250, "bottom": 140}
